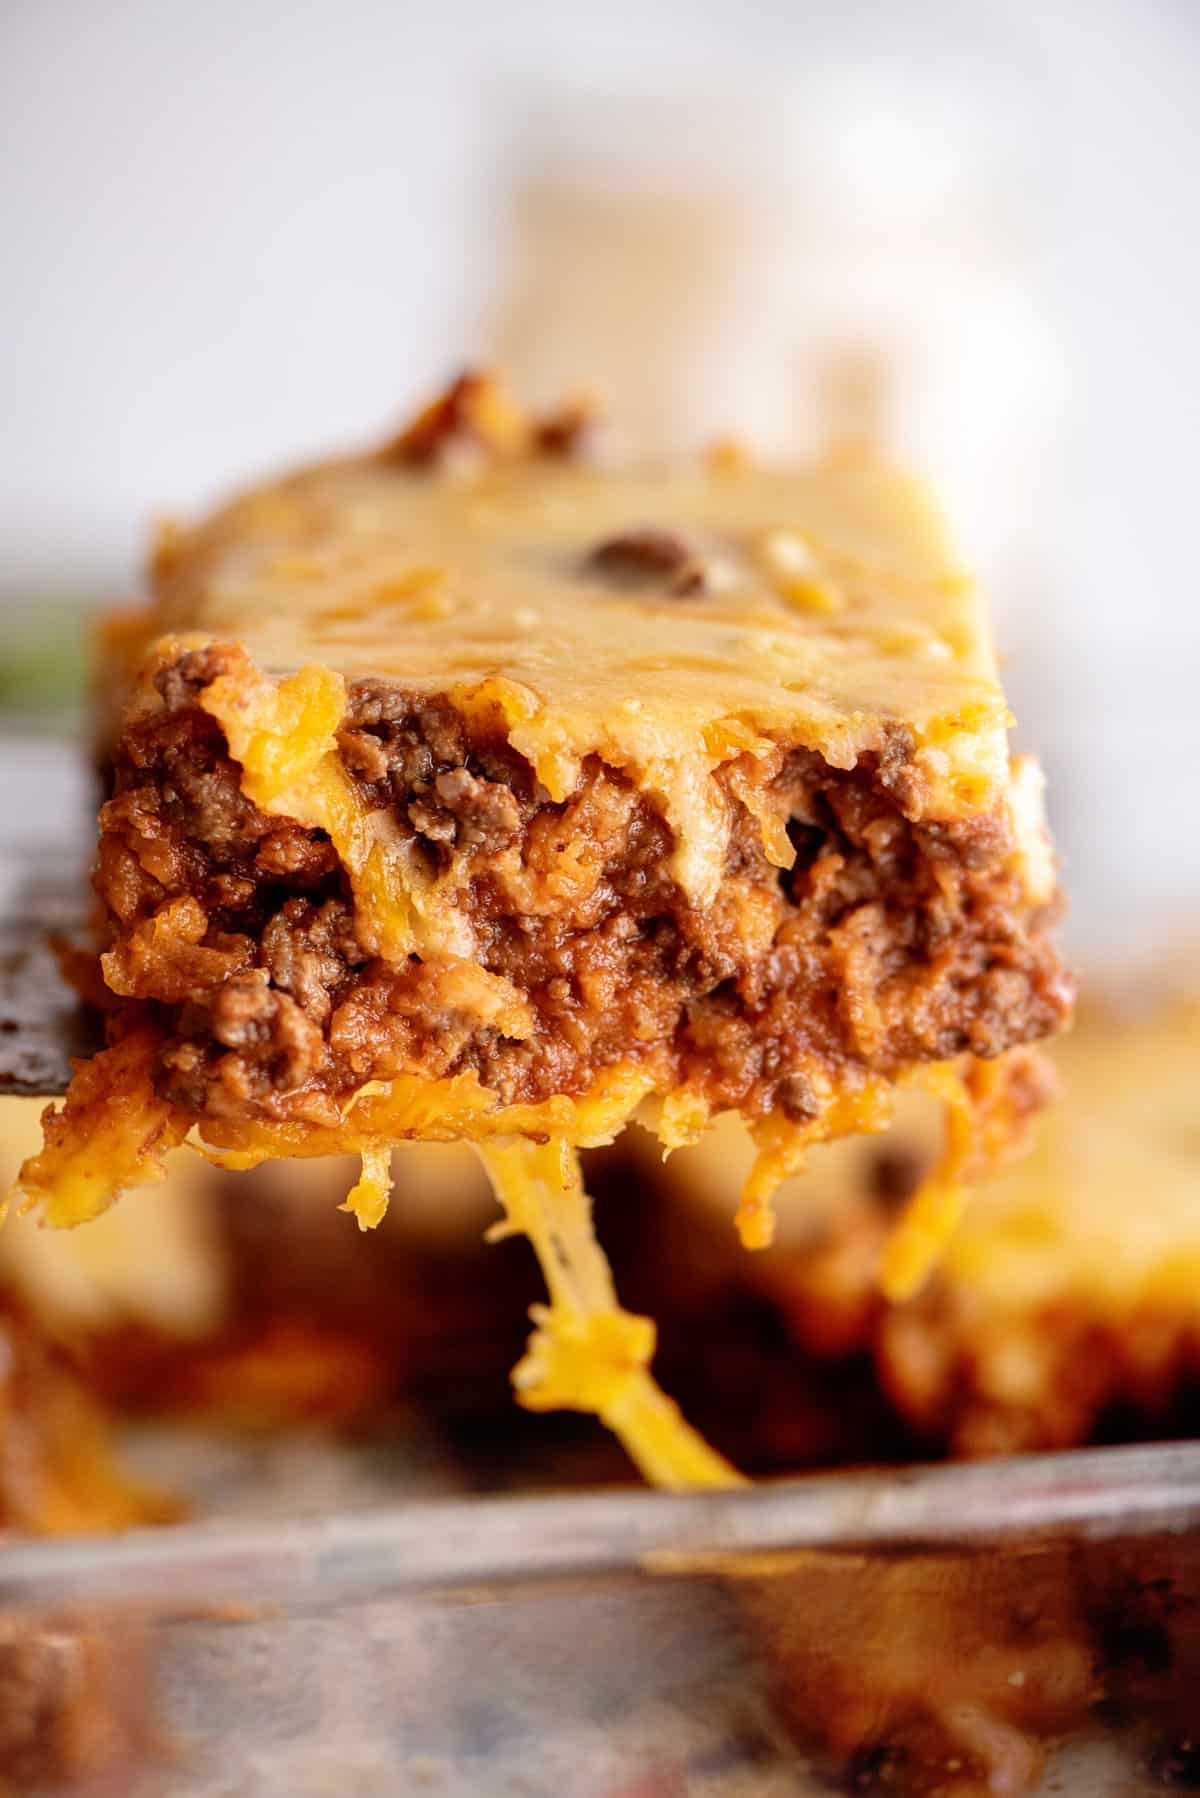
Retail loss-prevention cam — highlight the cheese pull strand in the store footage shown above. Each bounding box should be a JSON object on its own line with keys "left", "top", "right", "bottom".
{"left": 880, "top": 1050, "right": 1046, "bottom": 1303}
{"left": 879, "top": 1069, "right": 975, "bottom": 1303}
{"left": 477, "top": 1137, "right": 745, "bottom": 1491}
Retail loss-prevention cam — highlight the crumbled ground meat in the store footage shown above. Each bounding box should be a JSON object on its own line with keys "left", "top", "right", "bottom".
{"left": 408, "top": 767, "right": 523, "bottom": 853}
{"left": 93, "top": 648, "right": 1070, "bottom": 1124}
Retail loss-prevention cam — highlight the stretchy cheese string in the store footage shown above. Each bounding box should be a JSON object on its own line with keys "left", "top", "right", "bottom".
{"left": 477, "top": 1137, "right": 745, "bottom": 1490}
{"left": 193, "top": 1061, "right": 741, "bottom": 1484}
{"left": 880, "top": 1066, "right": 976, "bottom": 1302}
{"left": 880, "top": 1055, "right": 1037, "bottom": 1303}
{"left": 737, "top": 1074, "right": 895, "bottom": 1251}
{"left": 736, "top": 1054, "right": 1034, "bottom": 1301}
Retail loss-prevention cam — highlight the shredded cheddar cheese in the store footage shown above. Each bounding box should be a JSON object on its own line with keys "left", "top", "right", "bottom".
{"left": 192, "top": 1063, "right": 662, "bottom": 1171}
{"left": 882, "top": 1055, "right": 1044, "bottom": 1302}
{"left": 12, "top": 1029, "right": 190, "bottom": 1230}
{"left": 881, "top": 1068, "right": 976, "bottom": 1302}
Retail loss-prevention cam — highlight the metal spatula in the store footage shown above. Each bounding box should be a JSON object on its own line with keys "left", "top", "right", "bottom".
{"left": 0, "top": 738, "right": 100, "bottom": 1097}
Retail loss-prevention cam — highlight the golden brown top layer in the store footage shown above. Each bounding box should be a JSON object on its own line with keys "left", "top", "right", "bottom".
{"left": 142, "top": 376, "right": 1023, "bottom": 909}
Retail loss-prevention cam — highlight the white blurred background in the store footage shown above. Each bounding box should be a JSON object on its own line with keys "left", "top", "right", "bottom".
{"left": 2, "top": 0, "right": 1199, "bottom": 951}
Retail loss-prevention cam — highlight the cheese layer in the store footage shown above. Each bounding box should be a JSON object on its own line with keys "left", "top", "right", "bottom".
{"left": 141, "top": 408, "right": 1019, "bottom": 913}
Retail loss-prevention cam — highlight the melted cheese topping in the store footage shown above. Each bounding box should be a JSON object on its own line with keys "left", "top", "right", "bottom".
{"left": 136, "top": 414, "right": 1021, "bottom": 923}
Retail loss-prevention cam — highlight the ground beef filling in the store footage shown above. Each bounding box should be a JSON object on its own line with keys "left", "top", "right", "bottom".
{"left": 93, "top": 660, "right": 1069, "bottom": 1125}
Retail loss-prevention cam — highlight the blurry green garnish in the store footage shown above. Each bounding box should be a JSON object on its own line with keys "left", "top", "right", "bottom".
{"left": 0, "top": 613, "right": 87, "bottom": 718}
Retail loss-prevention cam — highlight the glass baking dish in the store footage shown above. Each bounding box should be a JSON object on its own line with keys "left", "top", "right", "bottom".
{"left": 0, "top": 1441, "right": 1198, "bottom": 1797}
